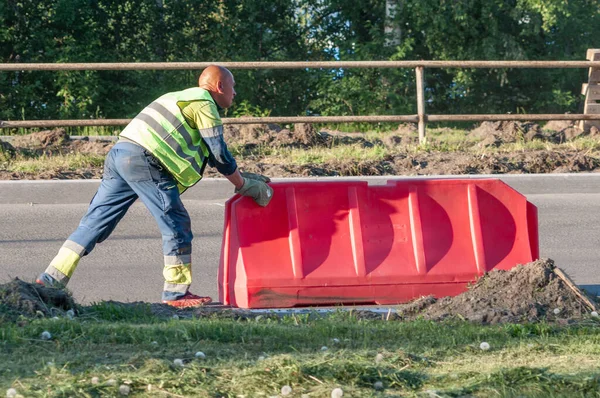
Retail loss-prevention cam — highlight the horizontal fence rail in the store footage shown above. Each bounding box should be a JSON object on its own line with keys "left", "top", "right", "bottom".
{"left": 1, "top": 61, "right": 600, "bottom": 71}
{"left": 2, "top": 114, "right": 600, "bottom": 129}
{"left": 2, "top": 58, "right": 600, "bottom": 143}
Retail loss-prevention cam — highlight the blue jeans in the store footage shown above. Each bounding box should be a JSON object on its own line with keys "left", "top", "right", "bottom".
{"left": 67, "top": 141, "right": 193, "bottom": 301}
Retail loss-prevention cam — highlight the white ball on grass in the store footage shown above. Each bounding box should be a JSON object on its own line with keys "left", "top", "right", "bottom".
{"left": 195, "top": 351, "right": 206, "bottom": 359}
{"left": 591, "top": 311, "right": 598, "bottom": 317}
{"left": 321, "top": 346, "right": 328, "bottom": 351}
{"left": 374, "top": 381, "right": 384, "bottom": 390}
{"left": 66, "top": 309, "right": 75, "bottom": 319}
{"left": 173, "top": 359, "right": 184, "bottom": 367}
{"left": 375, "top": 353, "right": 384, "bottom": 363}
{"left": 281, "top": 385, "right": 292, "bottom": 396}
{"left": 91, "top": 377, "right": 99, "bottom": 384}
{"left": 553, "top": 308, "right": 561, "bottom": 315}
{"left": 41, "top": 331, "right": 52, "bottom": 340}
{"left": 331, "top": 387, "right": 344, "bottom": 397}
{"left": 119, "top": 385, "right": 130, "bottom": 396}
{"left": 480, "top": 342, "right": 490, "bottom": 351}
{"left": 6, "top": 388, "right": 17, "bottom": 398}
{"left": 106, "top": 379, "right": 117, "bottom": 386}
{"left": 332, "top": 338, "right": 340, "bottom": 344}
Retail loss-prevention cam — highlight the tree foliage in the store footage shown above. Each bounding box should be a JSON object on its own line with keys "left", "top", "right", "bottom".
{"left": 1, "top": 0, "right": 599, "bottom": 123}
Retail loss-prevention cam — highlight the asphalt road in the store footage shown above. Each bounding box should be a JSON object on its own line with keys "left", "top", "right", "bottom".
{"left": 1, "top": 174, "right": 600, "bottom": 304}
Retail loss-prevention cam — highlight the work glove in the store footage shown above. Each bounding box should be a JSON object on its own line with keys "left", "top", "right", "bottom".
{"left": 240, "top": 171, "right": 271, "bottom": 183}
{"left": 235, "top": 178, "right": 273, "bottom": 207}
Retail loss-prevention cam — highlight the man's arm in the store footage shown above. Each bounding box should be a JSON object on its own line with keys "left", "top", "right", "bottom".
{"left": 181, "top": 100, "right": 240, "bottom": 183}
{"left": 182, "top": 100, "right": 272, "bottom": 206}
{"left": 224, "top": 168, "right": 244, "bottom": 189}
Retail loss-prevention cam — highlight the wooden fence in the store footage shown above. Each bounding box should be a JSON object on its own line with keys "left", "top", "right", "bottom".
{"left": 2, "top": 54, "right": 600, "bottom": 144}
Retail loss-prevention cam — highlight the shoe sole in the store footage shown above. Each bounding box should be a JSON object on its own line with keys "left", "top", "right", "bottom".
{"left": 162, "top": 299, "right": 212, "bottom": 308}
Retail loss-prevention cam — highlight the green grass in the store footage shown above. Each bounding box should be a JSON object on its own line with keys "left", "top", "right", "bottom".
{"left": 6, "top": 152, "right": 105, "bottom": 174}
{"left": 229, "top": 142, "right": 391, "bottom": 164}
{"left": 282, "top": 145, "right": 390, "bottom": 165}
{"left": 3, "top": 126, "right": 121, "bottom": 137}
{"left": 2, "top": 307, "right": 600, "bottom": 397}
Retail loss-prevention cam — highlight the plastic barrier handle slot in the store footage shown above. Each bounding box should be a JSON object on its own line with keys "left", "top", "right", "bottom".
{"left": 348, "top": 187, "right": 367, "bottom": 277}
{"left": 286, "top": 187, "right": 304, "bottom": 279}
{"left": 467, "top": 184, "right": 487, "bottom": 275}
{"left": 408, "top": 186, "right": 427, "bottom": 275}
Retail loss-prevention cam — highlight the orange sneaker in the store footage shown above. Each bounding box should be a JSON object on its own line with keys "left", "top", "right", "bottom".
{"left": 36, "top": 272, "right": 64, "bottom": 288}
{"left": 162, "top": 292, "right": 212, "bottom": 308}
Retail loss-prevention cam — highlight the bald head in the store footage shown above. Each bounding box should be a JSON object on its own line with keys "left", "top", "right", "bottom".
{"left": 198, "top": 65, "right": 236, "bottom": 109}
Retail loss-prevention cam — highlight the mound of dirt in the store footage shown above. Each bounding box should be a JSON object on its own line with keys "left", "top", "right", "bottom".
{"left": 542, "top": 120, "right": 589, "bottom": 142}
{"left": 399, "top": 259, "right": 596, "bottom": 324}
{"left": 469, "top": 121, "right": 544, "bottom": 146}
{"left": 69, "top": 138, "right": 114, "bottom": 155}
{"left": 0, "top": 139, "right": 16, "bottom": 161}
{"left": 10, "top": 128, "right": 69, "bottom": 148}
{"left": 0, "top": 278, "right": 76, "bottom": 322}
{"left": 544, "top": 120, "right": 576, "bottom": 132}
{"left": 224, "top": 123, "right": 330, "bottom": 148}
{"left": 8, "top": 128, "right": 114, "bottom": 156}
{"left": 470, "top": 120, "right": 593, "bottom": 146}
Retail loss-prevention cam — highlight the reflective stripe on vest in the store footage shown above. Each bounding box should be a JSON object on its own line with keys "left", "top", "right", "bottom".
{"left": 119, "top": 88, "right": 214, "bottom": 188}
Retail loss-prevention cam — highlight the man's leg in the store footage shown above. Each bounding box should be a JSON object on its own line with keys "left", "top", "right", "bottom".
{"left": 39, "top": 145, "right": 139, "bottom": 286}
{"left": 113, "top": 146, "right": 210, "bottom": 306}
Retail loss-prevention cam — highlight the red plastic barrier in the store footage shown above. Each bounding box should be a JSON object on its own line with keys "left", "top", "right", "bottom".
{"left": 218, "top": 179, "right": 538, "bottom": 308}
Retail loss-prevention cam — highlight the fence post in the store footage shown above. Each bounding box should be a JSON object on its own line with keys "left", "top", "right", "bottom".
{"left": 415, "top": 66, "right": 426, "bottom": 143}
{"left": 579, "top": 49, "right": 600, "bottom": 132}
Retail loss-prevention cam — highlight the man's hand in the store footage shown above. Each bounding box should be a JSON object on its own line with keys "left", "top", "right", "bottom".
{"left": 240, "top": 171, "right": 271, "bottom": 183}
{"left": 235, "top": 178, "right": 273, "bottom": 207}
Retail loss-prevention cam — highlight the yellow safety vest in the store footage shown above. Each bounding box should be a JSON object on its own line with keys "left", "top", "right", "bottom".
{"left": 120, "top": 87, "right": 214, "bottom": 189}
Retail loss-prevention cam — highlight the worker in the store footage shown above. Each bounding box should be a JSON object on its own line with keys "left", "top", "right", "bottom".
{"left": 36, "top": 65, "right": 273, "bottom": 308}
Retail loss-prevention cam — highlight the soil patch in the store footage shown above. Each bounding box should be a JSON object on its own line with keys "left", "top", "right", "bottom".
{"left": 468, "top": 120, "right": 596, "bottom": 146}
{"left": 350, "top": 259, "right": 597, "bottom": 324}
{"left": 7, "top": 128, "right": 114, "bottom": 156}
{"left": 0, "top": 278, "right": 76, "bottom": 322}
{"left": 224, "top": 123, "right": 330, "bottom": 148}
{"left": 468, "top": 121, "right": 544, "bottom": 144}
{"left": 406, "top": 259, "right": 595, "bottom": 324}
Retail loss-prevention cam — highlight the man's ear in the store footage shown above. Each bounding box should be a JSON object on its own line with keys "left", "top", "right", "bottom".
{"left": 216, "top": 80, "right": 224, "bottom": 94}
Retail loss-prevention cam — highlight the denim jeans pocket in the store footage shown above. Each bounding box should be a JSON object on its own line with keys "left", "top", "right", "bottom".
{"left": 145, "top": 152, "right": 176, "bottom": 185}
{"left": 116, "top": 152, "right": 153, "bottom": 182}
